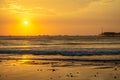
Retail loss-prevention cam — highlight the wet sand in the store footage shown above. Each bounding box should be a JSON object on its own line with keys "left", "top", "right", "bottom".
{"left": 0, "top": 54, "right": 120, "bottom": 80}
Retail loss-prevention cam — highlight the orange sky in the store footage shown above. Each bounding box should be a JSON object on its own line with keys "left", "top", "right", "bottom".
{"left": 0, "top": 0, "right": 120, "bottom": 36}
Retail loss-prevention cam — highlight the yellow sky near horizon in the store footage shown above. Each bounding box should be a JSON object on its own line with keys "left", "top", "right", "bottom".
{"left": 0, "top": 0, "right": 120, "bottom": 35}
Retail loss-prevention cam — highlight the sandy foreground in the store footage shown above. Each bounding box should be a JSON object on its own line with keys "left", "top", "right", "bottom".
{"left": 0, "top": 54, "right": 120, "bottom": 80}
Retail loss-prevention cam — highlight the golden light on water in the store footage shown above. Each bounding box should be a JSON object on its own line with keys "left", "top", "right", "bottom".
{"left": 20, "top": 55, "right": 30, "bottom": 63}
{"left": 9, "top": 55, "right": 31, "bottom": 65}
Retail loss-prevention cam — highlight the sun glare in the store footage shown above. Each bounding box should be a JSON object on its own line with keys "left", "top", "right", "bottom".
{"left": 24, "top": 20, "right": 29, "bottom": 25}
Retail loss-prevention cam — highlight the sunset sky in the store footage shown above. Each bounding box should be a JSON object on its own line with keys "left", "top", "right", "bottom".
{"left": 0, "top": 0, "right": 120, "bottom": 35}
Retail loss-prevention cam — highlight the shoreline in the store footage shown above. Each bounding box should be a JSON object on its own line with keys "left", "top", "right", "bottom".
{"left": 0, "top": 54, "right": 120, "bottom": 61}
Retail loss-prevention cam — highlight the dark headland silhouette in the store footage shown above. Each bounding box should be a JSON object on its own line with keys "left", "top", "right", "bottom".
{"left": 100, "top": 32, "right": 120, "bottom": 37}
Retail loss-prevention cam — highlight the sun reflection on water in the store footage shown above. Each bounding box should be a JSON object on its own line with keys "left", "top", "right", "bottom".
{"left": 11, "top": 55, "right": 32, "bottom": 65}
{"left": 20, "top": 55, "right": 31, "bottom": 63}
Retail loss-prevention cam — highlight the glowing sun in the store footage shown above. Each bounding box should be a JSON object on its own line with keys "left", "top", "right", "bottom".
{"left": 24, "top": 20, "right": 29, "bottom": 25}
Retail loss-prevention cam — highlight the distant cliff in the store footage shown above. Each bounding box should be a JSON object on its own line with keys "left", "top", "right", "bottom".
{"left": 100, "top": 32, "right": 120, "bottom": 37}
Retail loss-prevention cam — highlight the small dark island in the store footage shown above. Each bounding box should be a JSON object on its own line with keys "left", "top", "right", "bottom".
{"left": 100, "top": 32, "right": 120, "bottom": 37}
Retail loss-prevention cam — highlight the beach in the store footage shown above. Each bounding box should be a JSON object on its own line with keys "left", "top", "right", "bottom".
{"left": 0, "top": 54, "right": 120, "bottom": 80}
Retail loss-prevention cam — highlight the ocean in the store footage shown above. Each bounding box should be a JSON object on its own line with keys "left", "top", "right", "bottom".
{"left": 0, "top": 36, "right": 120, "bottom": 80}
{"left": 0, "top": 36, "right": 120, "bottom": 56}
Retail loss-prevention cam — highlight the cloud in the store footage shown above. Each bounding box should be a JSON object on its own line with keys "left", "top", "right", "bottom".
{"left": 18, "top": 0, "right": 116, "bottom": 14}
{"left": 29, "top": 7, "right": 56, "bottom": 15}
{"left": 21, "top": 0, "right": 99, "bottom": 12}
{"left": 0, "top": 0, "right": 56, "bottom": 16}
{"left": 0, "top": 0, "right": 117, "bottom": 15}
{"left": 0, "top": 0, "right": 7, "bottom": 7}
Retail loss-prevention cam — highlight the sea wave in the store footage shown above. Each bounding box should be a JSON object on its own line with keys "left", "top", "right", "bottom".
{"left": 0, "top": 48, "right": 120, "bottom": 56}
